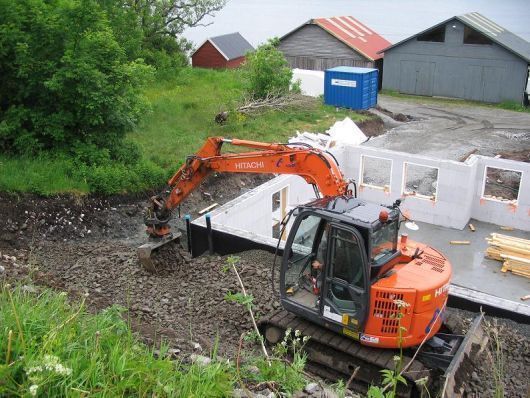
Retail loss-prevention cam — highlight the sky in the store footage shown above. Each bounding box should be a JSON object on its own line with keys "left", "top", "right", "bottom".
{"left": 183, "top": 0, "right": 530, "bottom": 47}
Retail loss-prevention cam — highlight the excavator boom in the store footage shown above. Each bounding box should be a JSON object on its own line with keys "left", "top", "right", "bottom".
{"left": 139, "top": 136, "right": 351, "bottom": 270}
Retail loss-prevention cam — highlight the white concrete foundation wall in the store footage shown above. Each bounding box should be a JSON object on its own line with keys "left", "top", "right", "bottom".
{"left": 471, "top": 156, "right": 530, "bottom": 229}
{"left": 193, "top": 147, "right": 529, "bottom": 244}
{"left": 203, "top": 175, "right": 316, "bottom": 239}
{"left": 337, "top": 146, "right": 529, "bottom": 231}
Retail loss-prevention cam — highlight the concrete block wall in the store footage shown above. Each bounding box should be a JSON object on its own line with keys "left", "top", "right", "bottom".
{"left": 208, "top": 175, "right": 315, "bottom": 236}
{"left": 471, "top": 156, "right": 530, "bottom": 230}
{"left": 334, "top": 146, "right": 474, "bottom": 229}
{"left": 195, "top": 147, "right": 529, "bottom": 244}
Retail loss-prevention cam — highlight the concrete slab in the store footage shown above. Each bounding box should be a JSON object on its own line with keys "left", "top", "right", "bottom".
{"left": 406, "top": 219, "right": 530, "bottom": 313}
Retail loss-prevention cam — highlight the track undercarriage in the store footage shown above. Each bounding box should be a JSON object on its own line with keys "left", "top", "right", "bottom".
{"left": 258, "top": 310, "right": 486, "bottom": 397}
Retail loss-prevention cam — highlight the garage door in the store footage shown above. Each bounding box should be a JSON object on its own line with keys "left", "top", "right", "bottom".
{"left": 464, "top": 65, "right": 505, "bottom": 103}
{"left": 399, "top": 61, "right": 435, "bottom": 96}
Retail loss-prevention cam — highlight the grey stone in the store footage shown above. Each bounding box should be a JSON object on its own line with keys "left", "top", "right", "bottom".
{"left": 0, "top": 265, "right": 5, "bottom": 274}
{"left": 232, "top": 388, "right": 253, "bottom": 398}
{"left": 304, "top": 382, "right": 319, "bottom": 394}
{"left": 189, "top": 354, "right": 211, "bottom": 366}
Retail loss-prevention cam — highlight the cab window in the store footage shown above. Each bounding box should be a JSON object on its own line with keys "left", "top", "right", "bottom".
{"left": 329, "top": 228, "right": 364, "bottom": 289}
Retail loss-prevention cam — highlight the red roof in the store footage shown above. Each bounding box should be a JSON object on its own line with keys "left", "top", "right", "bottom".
{"left": 313, "top": 16, "right": 391, "bottom": 61}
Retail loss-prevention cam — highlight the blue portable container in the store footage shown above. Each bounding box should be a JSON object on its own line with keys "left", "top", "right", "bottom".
{"left": 324, "top": 66, "right": 378, "bottom": 110}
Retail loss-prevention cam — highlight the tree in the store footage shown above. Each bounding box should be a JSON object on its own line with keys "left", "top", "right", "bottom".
{"left": 242, "top": 38, "right": 294, "bottom": 99}
{"left": 126, "top": 0, "right": 226, "bottom": 39}
{"left": 0, "top": 0, "right": 153, "bottom": 154}
{"left": 123, "top": 0, "right": 226, "bottom": 66}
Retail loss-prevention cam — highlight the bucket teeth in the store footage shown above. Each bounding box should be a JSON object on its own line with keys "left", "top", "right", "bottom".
{"left": 137, "top": 233, "right": 182, "bottom": 272}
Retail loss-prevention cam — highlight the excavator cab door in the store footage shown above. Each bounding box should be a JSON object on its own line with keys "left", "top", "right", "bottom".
{"left": 320, "top": 225, "right": 369, "bottom": 337}
{"left": 281, "top": 212, "right": 330, "bottom": 318}
{"left": 281, "top": 212, "right": 368, "bottom": 337}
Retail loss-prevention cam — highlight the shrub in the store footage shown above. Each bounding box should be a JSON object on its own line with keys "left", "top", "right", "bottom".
{"left": 242, "top": 38, "right": 293, "bottom": 99}
{"left": 0, "top": 0, "right": 154, "bottom": 154}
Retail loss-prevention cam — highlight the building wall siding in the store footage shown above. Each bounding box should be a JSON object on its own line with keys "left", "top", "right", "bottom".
{"left": 279, "top": 24, "right": 374, "bottom": 71}
{"left": 382, "top": 20, "right": 528, "bottom": 103}
{"left": 226, "top": 56, "right": 246, "bottom": 69}
{"left": 192, "top": 41, "right": 227, "bottom": 68}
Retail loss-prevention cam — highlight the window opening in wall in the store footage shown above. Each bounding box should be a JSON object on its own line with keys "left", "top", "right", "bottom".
{"left": 463, "top": 26, "right": 493, "bottom": 45}
{"left": 482, "top": 166, "right": 522, "bottom": 203}
{"left": 403, "top": 163, "right": 439, "bottom": 200}
{"left": 272, "top": 186, "right": 289, "bottom": 240}
{"left": 360, "top": 155, "right": 392, "bottom": 192}
{"left": 417, "top": 26, "right": 445, "bottom": 42}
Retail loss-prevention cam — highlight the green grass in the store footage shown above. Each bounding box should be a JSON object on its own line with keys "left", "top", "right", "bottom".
{"left": 0, "top": 284, "right": 234, "bottom": 397}
{"left": 381, "top": 89, "right": 530, "bottom": 113}
{"left": 0, "top": 156, "right": 89, "bottom": 196}
{"left": 0, "top": 67, "right": 369, "bottom": 195}
{"left": 131, "top": 67, "right": 367, "bottom": 170}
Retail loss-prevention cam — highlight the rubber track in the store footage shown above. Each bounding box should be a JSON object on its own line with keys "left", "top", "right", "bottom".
{"left": 259, "top": 309, "right": 431, "bottom": 395}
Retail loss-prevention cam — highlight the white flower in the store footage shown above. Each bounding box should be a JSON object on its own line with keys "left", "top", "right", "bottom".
{"left": 294, "top": 330, "right": 301, "bottom": 337}
{"left": 54, "top": 363, "right": 72, "bottom": 376}
{"left": 26, "top": 366, "right": 43, "bottom": 375}
{"left": 29, "top": 384, "right": 38, "bottom": 397}
{"left": 281, "top": 341, "right": 287, "bottom": 347}
{"left": 393, "top": 355, "right": 401, "bottom": 363}
{"left": 303, "top": 336, "right": 310, "bottom": 343}
{"left": 284, "top": 328, "right": 291, "bottom": 337}
{"left": 393, "top": 299, "right": 410, "bottom": 308}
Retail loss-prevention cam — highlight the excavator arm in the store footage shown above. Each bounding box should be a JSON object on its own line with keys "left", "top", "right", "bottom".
{"left": 144, "top": 136, "right": 351, "bottom": 239}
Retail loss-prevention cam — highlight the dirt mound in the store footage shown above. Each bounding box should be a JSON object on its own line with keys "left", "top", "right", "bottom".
{"left": 25, "top": 241, "right": 280, "bottom": 356}
{"left": 0, "top": 174, "right": 271, "bottom": 250}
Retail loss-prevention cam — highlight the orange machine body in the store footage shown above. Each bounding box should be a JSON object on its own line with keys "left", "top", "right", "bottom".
{"left": 362, "top": 239, "right": 451, "bottom": 348}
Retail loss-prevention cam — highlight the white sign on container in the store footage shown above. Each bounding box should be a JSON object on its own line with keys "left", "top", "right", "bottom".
{"left": 331, "top": 79, "right": 357, "bottom": 88}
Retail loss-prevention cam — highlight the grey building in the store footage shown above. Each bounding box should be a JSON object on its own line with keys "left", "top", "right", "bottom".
{"left": 278, "top": 16, "right": 391, "bottom": 83}
{"left": 380, "top": 12, "right": 530, "bottom": 103}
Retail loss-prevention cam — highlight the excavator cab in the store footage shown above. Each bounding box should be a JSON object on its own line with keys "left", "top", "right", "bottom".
{"left": 280, "top": 197, "right": 399, "bottom": 339}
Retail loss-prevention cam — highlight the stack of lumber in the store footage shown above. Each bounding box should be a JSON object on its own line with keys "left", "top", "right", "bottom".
{"left": 486, "top": 233, "right": 530, "bottom": 278}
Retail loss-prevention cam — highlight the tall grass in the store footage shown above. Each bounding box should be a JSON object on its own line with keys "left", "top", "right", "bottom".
{"left": 0, "top": 285, "right": 233, "bottom": 397}
{"left": 0, "top": 156, "right": 89, "bottom": 196}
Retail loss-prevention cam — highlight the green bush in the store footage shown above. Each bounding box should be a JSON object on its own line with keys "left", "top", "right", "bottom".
{"left": 242, "top": 38, "right": 293, "bottom": 99}
{"left": 0, "top": 0, "right": 154, "bottom": 154}
{"left": 75, "top": 159, "right": 166, "bottom": 195}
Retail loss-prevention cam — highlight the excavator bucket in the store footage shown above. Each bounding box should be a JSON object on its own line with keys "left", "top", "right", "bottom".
{"left": 137, "top": 232, "right": 182, "bottom": 272}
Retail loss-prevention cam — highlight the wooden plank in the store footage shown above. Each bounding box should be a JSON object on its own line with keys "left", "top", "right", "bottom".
{"left": 198, "top": 202, "right": 219, "bottom": 215}
{"left": 500, "top": 254, "right": 530, "bottom": 265}
{"left": 468, "top": 224, "right": 476, "bottom": 232}
{"left": 491, "top": 233, "right": 528, "bottom": 242}
{"left": 450, "top": 240, "right": 471, "bottom": 245}
{"left": 500, "top": 226, "right": 514, "bottom": 231}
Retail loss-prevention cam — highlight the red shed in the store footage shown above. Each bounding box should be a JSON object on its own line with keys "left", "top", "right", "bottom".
{"left": 192, "top": 32, "right": 254, "bottom": 69}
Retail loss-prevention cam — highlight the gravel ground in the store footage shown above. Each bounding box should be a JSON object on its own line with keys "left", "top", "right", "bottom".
{"left": 1, "top": 173, "right": 529, "bottom": 396}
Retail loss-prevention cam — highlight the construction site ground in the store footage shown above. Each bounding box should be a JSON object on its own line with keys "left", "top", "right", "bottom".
{"left": 1, "top": 173, "right": 529, "bottom": 397}
{"left": 367, "top": 95, "right": 530, "bottom": 161}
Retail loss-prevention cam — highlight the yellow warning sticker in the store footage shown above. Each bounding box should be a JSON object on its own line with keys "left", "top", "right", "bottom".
{"left": 342, "top": 328, "right": 360, "bottom": 340}
{"left": 422, "top": 294, "right": 432, "bottom": 302}
{"left": 342, "top": 314, "right": 349, "bottom": 325}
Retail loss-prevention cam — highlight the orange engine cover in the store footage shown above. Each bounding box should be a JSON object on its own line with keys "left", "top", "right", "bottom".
{"left": 361, "top": 239, "right": 451, "bottom": 348}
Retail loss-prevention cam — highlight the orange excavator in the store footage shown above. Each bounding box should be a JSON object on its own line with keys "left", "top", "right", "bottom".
{"left": 138, "top": 137, "right": 484, "bottom": 396}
